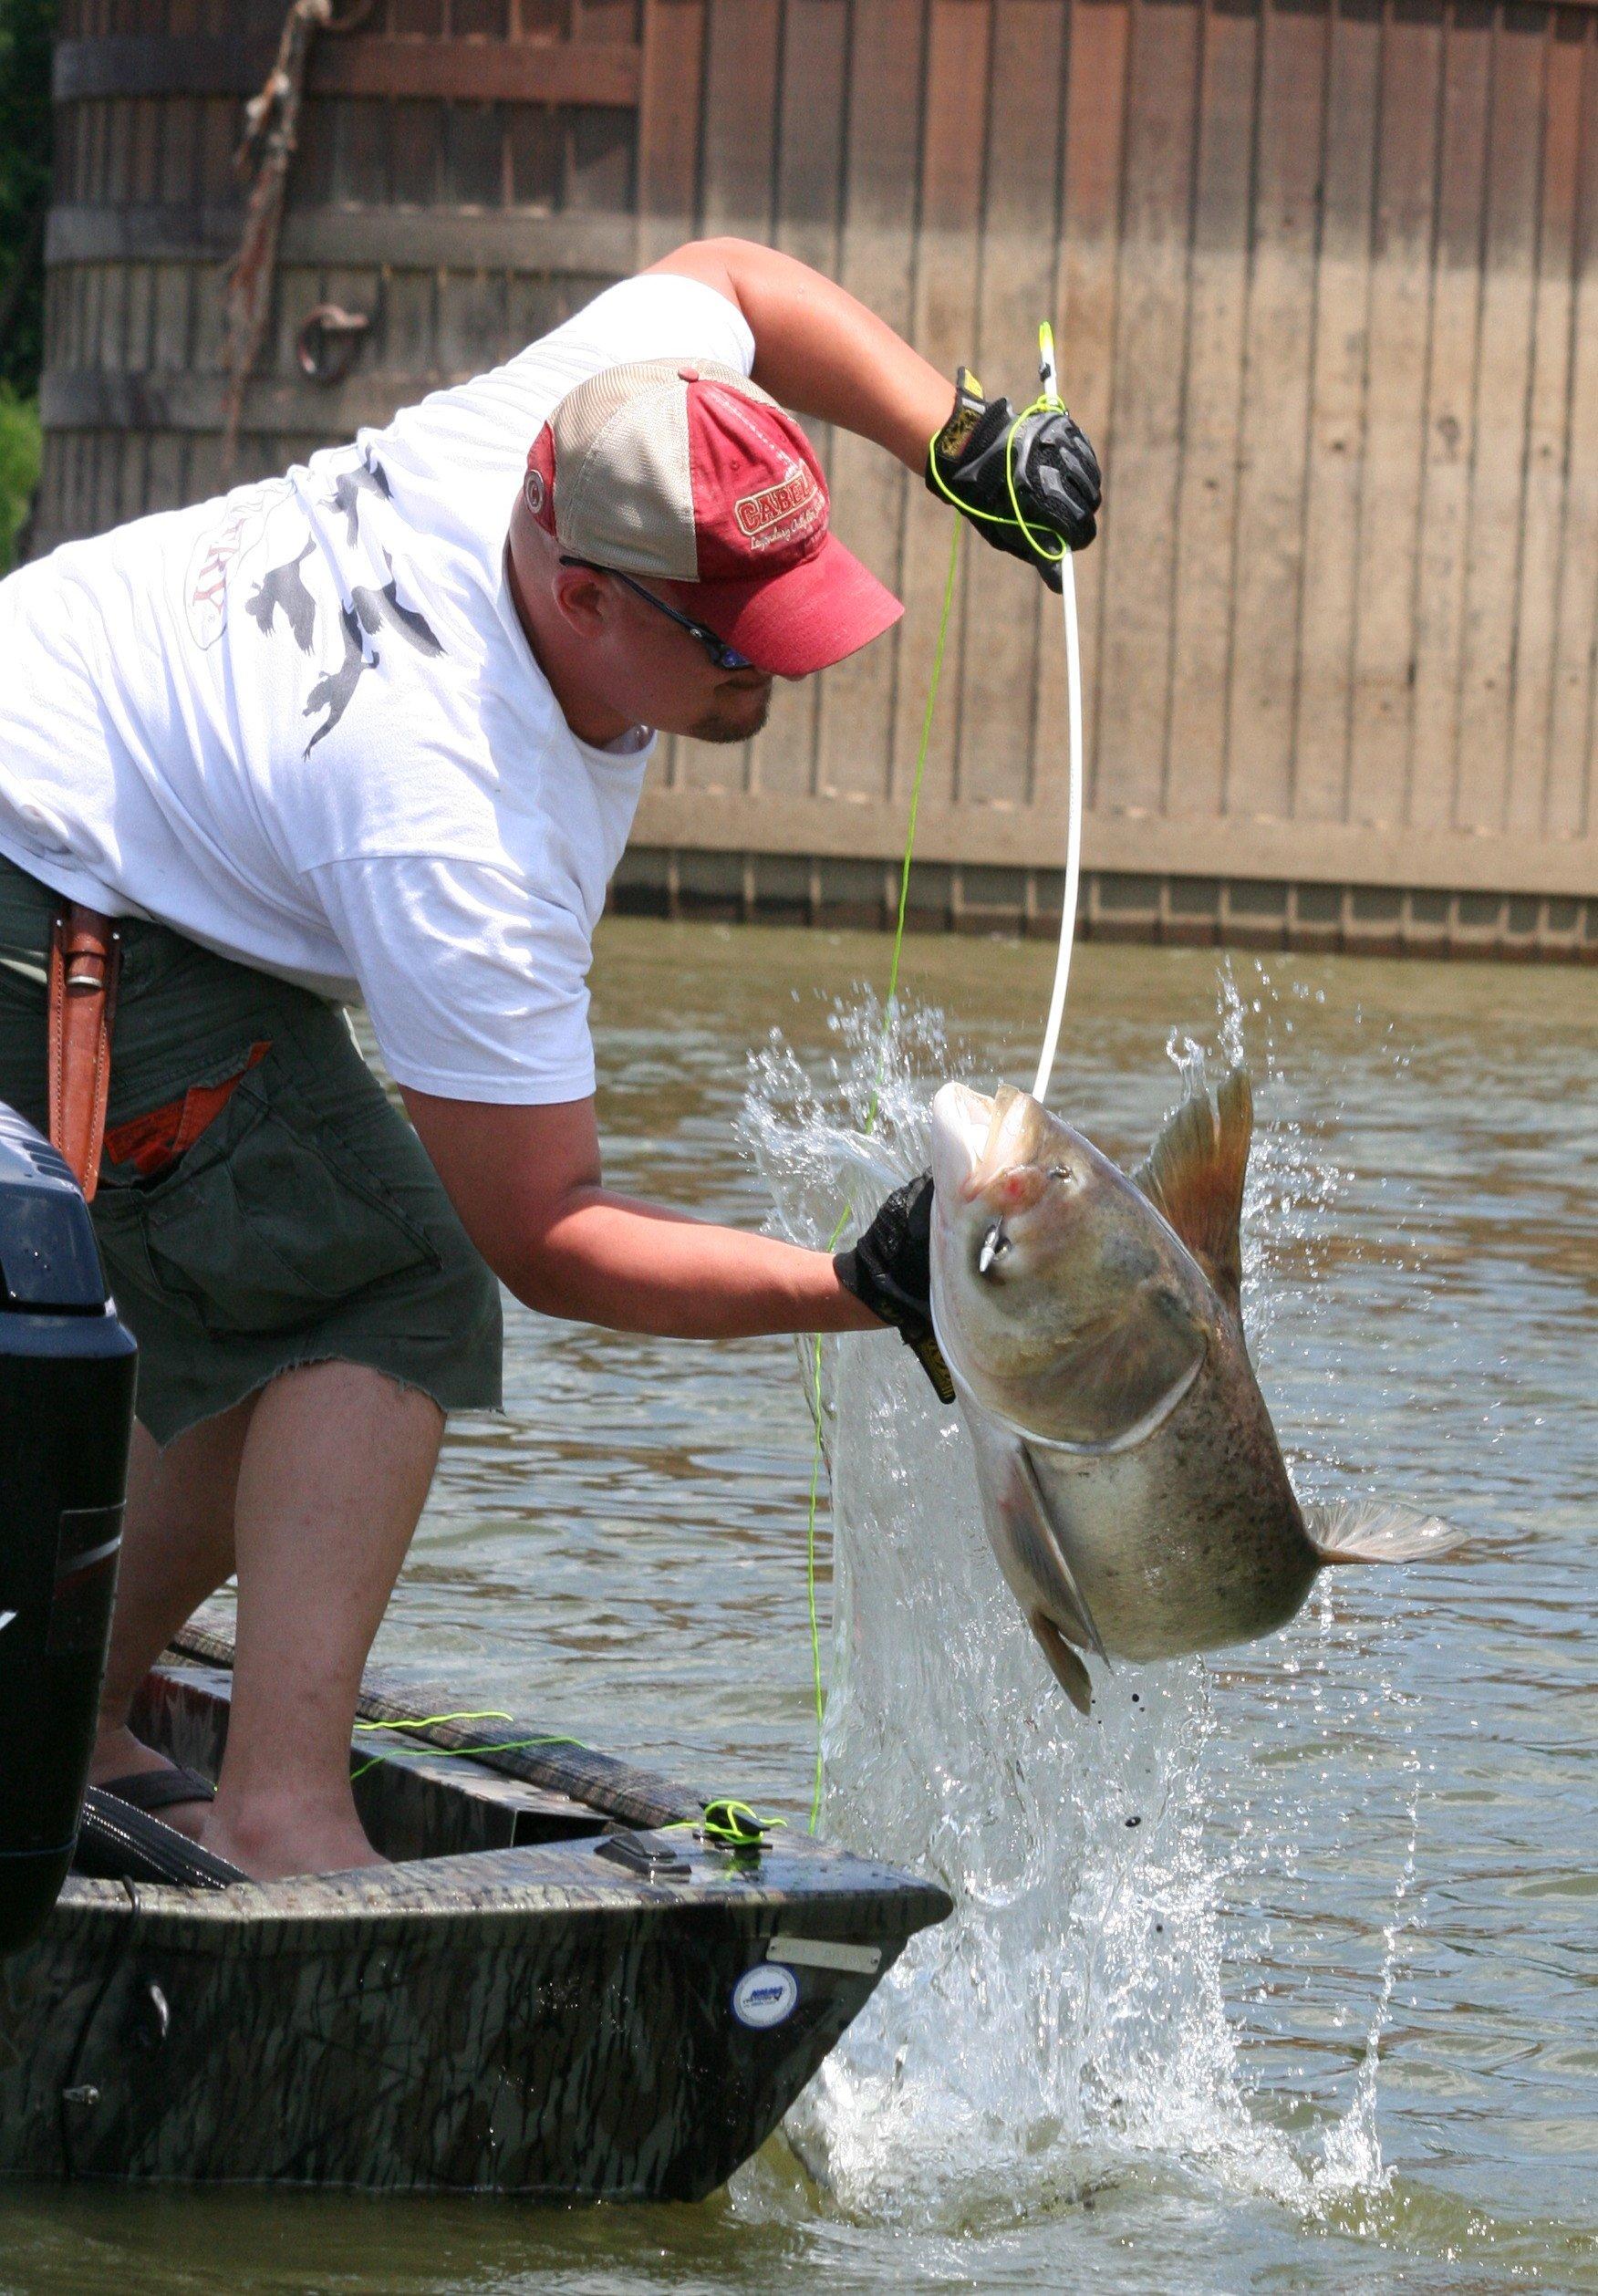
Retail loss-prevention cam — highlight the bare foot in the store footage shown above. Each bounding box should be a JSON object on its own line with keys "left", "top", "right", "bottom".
{"left": 88, "top": 1724, "right": 213, "bottom": 1844}
{"left": 201, "top": 1795, "right": 389, "bottom": 1884}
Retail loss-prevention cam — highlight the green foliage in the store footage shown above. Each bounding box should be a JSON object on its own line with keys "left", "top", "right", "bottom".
{"left": 0, "top": 0, "right": 57, "bottom": 398}
{"left": 0, "top": 387, "right": 40, "bottom": 574}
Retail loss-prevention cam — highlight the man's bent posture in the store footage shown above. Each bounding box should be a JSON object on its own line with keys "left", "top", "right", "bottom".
{"left": 0, "top": 240, "right": 1099, "bottom": 1878}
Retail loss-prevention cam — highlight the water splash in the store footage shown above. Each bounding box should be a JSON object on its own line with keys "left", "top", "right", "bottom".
{"left": 737, "top": 976, "right": 1432, "bottom": 2235}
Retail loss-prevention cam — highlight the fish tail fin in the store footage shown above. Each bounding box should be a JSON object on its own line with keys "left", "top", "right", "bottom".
{"left": 1030, "top": 1614, "right": 1095, "bottom": 1714}
{"left": 1303, "top": 1498, "right": 1468, "bottom": 1565}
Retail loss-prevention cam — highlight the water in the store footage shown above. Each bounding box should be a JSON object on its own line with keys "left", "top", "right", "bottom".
{"left": 2, "top": 921, "right": 1593, "bottom": 2294}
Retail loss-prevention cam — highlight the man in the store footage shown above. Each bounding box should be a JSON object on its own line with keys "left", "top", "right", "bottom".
{"left": 0, "top": 238, "right": 1099, "bottom": 1879}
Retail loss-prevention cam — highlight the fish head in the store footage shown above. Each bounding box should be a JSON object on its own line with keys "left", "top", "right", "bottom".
{"left": 929, "top": 1081, "right": 1211, "bottom": 1449}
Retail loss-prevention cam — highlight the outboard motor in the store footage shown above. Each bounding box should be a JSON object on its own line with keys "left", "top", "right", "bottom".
{"left": 0, "top": 1104, "right": 136, "bottom": 1954}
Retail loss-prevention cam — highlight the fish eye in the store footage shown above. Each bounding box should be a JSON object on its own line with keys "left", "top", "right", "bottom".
{"left": 1048, "top": 1165, "right": 1074, "bottom": 1183}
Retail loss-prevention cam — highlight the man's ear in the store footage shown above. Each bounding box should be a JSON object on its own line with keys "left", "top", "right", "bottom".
{"left": 549, "top": 560, "right": 612, "bottom": 638}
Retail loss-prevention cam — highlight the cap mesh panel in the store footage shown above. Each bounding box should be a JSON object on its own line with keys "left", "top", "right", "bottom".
{"left": 551, "top": 358, "right": 778, "bottom": 580}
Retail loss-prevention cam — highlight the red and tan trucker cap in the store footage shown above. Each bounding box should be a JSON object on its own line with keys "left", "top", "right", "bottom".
{"left": 524, "top": 358, "right": 902, "bottom": 678}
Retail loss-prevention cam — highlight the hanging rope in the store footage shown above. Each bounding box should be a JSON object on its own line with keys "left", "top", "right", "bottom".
{"left": 218, "top": 0, "right": 334, "bottom": 482}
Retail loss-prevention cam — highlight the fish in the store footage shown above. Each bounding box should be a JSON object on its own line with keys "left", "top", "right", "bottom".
{"left": 927, "top": 1067, "right": 1464, "bottom": 1714}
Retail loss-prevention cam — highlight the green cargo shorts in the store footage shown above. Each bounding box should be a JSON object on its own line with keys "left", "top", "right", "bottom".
{"left": 0, "top": 855, "right": 502, "bottom": 1445}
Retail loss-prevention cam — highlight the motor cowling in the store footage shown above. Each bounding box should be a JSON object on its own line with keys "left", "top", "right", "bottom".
{"left": 0, "top": 1105, "right": 136, "bottom": 1954}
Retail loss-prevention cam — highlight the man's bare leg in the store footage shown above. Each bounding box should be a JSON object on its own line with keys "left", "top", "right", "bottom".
{"left": 202, "top": 1360, "right": 444, "bottom": 1882}
{"left": 88, "top": 1402, "right": 257, "bottom": 1839}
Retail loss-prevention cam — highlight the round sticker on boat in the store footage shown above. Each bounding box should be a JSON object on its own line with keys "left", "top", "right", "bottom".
{"left": 732, "top": 1963, "right": 798, "bottom": 2031}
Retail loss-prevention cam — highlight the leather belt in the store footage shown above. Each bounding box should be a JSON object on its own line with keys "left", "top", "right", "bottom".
{"left": 48, "top": 902, "right": 120, "bottom": 1202}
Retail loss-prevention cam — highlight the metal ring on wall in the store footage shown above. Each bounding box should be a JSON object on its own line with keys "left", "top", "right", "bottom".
{"left": 296, "top": 304, "right": 371, "bottom": 386}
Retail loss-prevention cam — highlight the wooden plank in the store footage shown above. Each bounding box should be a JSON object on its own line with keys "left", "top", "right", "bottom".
{"left": 1547, "top": 19, "right": 1598, "bottom": 836}
{"left": 891, "top": 0, "right": 992, "bottom": 816}
{"left": 45, "top": 203, "right": 638, "bottom": 272}
{"left": 576, "top": 1, "right": 643, "bottom": 38}
{"left": 123, "top": 256, "right": 153, "bottom": 376}
{"left": 628, "top": 785, "right": 1598, "bottom": 893}
{"left": 1408, "top": 0, "right": 1491, "bottom": 828}
{"left": 1053, "top": 0, "right": 1132, "bottom": 810}
{"left": 1095, "top": 0, "right": 1203, "bottom": 820}
{"left": 960, "top": 0, "right": 1067, "bottom": 816}
{"left": 332, "top": 94, "right": 392, "bottom": 205}
{"left": 434, "top": 266, "right": 513, "bottom": 373}
{"left": 809, "top": 0, "right": 926, "bottom": 806}
{"left": 158, "top": 91, "right": 201, "bottom": 205}
{"left": 681, "top": 0, "right": 781, "bottom": 804}
{"left": 1453, "top": 3, "right": 1547, "bottom": 834}
{"left": 636, "top": 0, "right": 706, "bottom": 263}
{"left": 699, "top": 0, "right": 780, "bottom": 238}
{"left": 1225, "top": 0, "right": 1329, "bottom": 821}
{"left": 507, "top": 99, "right": 565, "bottom": 208}
{"left": 566, "top": 105, "right": 635, "bottom": 212}
{"left": 39, "top": 365, "right": 484, "bottom": 433}
{"left": 442, "top": 98, "right": 509, "bottom": 208}
{"left": 54, "top": 34, "right": 644, "bottom": 107}
{"left": 196, "top": 93, "right": 236, "bottom": 203}
{"left": 1291, "top": 0, "right": 1381, "bottom": 826}
{"left": 453, "top": 0, "right": 510, "bottom": 32}
{"left": 1345, "top": 0, "right": 1444, "bottom": 828}
{"left": 1166, "top": 0, "right": 1258, "bottom": 823}
{"left": 128, "top": 90, "right": 161, "bottom": 202}
{"left": 760, "top": 0, "right": 850, "bottom": 804}
{"left": 1505, "top": 11, "right": 1584, "bottom": 831}
{"left": 381, "top": 266, "right": 438, "bottom": 370}
{"left": 388, "top": 97, "right": 446, "bottom": 206}
{"left": 772, "top": 0, "right": 847, "bottom": 256}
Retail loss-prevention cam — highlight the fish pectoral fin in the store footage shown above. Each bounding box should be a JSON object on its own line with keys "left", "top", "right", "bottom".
{"left": 1030, "top": 1614, "right": 1094, "bottom": 1715}
{"left": 1303, "top": 1497, "right": 1468, "bottom": 1564}
{"left": 1015, "top": 1447, "right": 1108, "bottom": 1661}
{"left": 1133, "top": 1065, "right": 1252, "bottom": 1322}
{"left": 966, "top": 1411, "right": 1109, "bottom": 1663}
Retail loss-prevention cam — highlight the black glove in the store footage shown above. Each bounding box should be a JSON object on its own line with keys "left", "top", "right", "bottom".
{"left": 835, "top": 1173, "right": 955, "bottom": 1406}
{"left": 927, "top": 367, "right": 1101, "bottom": 588}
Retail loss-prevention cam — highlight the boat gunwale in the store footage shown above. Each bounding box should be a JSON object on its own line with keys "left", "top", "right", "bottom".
{"left": 49, "top": 1837, "right": 952, "bottom": 1940}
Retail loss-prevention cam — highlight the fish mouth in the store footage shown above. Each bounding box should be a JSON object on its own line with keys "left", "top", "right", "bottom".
{"left": 930, "top": 1082, "right": 1054, "bottom": 1205}
{"left": 929, "top": 1082, "right": 995, "bottom": 1202}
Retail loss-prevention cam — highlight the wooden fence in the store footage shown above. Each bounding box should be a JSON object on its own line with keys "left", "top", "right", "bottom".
{"left": 37, "top": 0, "right": 1598, "bottom": 957}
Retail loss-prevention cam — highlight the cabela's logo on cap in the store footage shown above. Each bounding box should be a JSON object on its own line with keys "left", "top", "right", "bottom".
{"left": 734, "top": 460, "right": 821, "bottom": 550}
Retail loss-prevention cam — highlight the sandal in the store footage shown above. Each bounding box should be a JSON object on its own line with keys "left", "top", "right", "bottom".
{"left": 98, "top": 1764, "right": 217, "bottom": 1816}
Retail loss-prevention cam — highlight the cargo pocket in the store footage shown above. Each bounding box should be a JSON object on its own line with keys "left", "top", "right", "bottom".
{"left": 115, "top": 1054, "right": 441, "bottom": 1337}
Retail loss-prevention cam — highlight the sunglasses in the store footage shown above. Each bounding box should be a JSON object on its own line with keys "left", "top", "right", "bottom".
{"left": 559, "top": 556, "right": 755, "bottom": 673}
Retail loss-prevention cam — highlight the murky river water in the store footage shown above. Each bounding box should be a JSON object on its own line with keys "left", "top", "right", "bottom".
{"left": 2, "top": 920, "right": 1593, "bottom": 2293}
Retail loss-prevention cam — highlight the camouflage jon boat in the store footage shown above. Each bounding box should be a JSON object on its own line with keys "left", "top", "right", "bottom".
{"left": 0, "top": 1621, "right": 950, "bottom": 2198}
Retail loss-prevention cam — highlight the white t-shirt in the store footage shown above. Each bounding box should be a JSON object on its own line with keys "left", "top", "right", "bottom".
{"left": 0, "top": 274, "right": 755, "bottom": 1102}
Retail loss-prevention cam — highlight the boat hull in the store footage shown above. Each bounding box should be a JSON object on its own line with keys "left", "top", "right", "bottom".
{"left": 1, "top": 1646, "right": 949, "bottom": 2198}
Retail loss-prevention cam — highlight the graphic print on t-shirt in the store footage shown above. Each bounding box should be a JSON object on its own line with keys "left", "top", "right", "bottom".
{"left": 245, "top": 538, "right": 317, "bottom": 651}
{"left": 184, "top": 477, "right": 294, "bottom": 649}
{"left": 326, "top": 448, "right": 393, "bottom": 545}
{"left": 299, "top": 553, "right": 444, "bottom": 754}
{"left": 202, "top": 442, "right": 446, "bottom": 757}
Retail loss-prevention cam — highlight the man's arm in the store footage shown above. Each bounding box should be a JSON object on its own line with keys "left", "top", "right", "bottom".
{"left": 649, "top": 236, "right": 1101, "bottom": 574}
{"left": 648, "top": 237, "right": 952, "bottom": 473}
{"left": 400, "top": 1087, "right": 879, "bottom": 1340}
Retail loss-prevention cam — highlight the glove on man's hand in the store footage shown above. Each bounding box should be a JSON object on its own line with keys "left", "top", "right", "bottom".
{"left": 927, "top": 369, "right": 1101, "bottom": 588}
{"left": 834, "top": 1173, "right": 955, "bottom": 1406}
